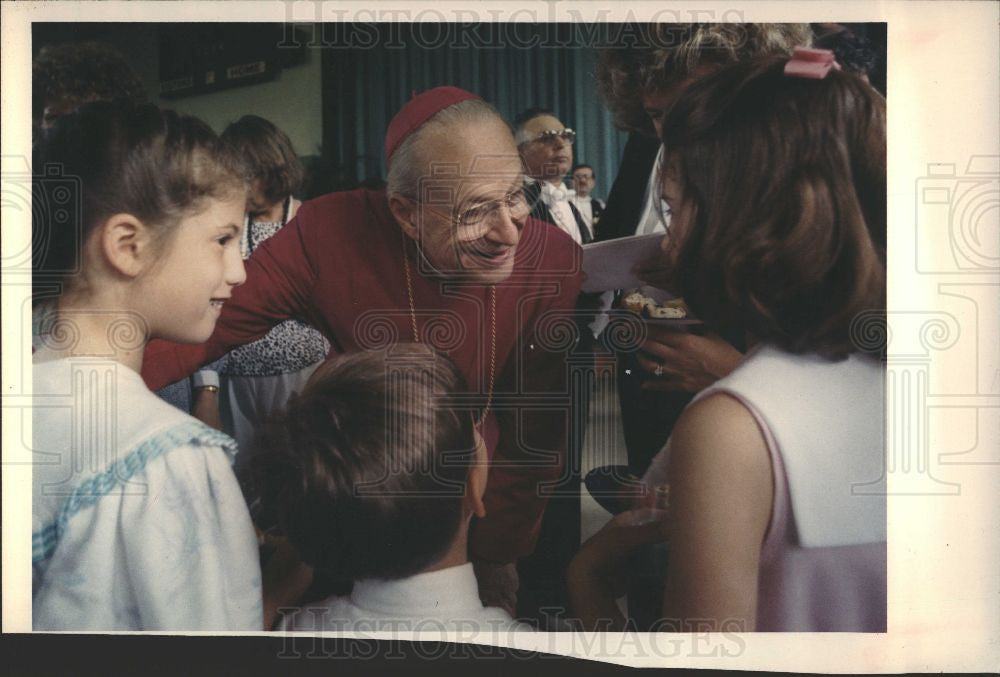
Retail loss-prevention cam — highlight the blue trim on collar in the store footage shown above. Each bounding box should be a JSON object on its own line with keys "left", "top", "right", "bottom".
{"left": 32, "top": 421, "right": 237, "bottom": 565}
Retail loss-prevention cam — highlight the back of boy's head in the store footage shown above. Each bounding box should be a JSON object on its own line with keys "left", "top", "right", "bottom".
{"left": 32, "top": 101, "right": 248, "bottom": 302}
{"left": 255, "top": 345, "right": 477, "bottom": 581}
{"left": 221, "top": 115, "right": 306, "bottom": 206}
{"left": 661, "top": 57, "right": 886, "bottom": 359}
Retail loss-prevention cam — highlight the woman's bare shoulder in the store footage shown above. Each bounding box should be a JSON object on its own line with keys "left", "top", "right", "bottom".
{"left": 671, "top": 392, "right": 769, "bottom": 468}
{"left": 666, "top": 390, "right": 773, "bottom": 522}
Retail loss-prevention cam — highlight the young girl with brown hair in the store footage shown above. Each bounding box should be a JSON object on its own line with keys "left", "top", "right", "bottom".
{"left": 31, "top": 101, "right": 262, "bottom": 630}
{"left": 570, "top": 50, "right": 887, "bottom": 632}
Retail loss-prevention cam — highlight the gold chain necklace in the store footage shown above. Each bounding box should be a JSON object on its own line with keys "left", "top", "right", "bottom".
{"left": 401, "top": 232, "right": 497, "bottom": 428}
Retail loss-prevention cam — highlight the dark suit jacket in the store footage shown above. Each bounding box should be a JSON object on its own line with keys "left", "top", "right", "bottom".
{"left": 589, "top": 197, "right": 605, "bottom": 239}
{"left": 524, "top": 180, "right": 593, "bottom": 244}
{"left": 594, "top": 132, "right": 661, "bottom": 242}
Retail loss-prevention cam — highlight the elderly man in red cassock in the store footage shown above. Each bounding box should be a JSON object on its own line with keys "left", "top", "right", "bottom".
{"left": 141, "top": 87, "right": 583, "bottom": 614}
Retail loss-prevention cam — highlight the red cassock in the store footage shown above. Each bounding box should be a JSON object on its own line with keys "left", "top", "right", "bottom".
{"left": 142, "top": 188, "right": 583, "bottom": 563}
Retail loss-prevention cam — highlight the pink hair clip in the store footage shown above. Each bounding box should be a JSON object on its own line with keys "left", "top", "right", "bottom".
{"left": 784, "top": 46, "right": 842, "bottom": 80}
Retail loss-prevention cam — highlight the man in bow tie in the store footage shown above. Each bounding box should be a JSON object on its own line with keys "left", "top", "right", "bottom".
{"left": 514, "top": 108, "right": 592, "bottom": 244}
{"left": 513, "top": 107, "right": 597, "bottom": 622}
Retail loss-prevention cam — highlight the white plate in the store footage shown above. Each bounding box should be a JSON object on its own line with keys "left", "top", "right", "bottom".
{"left": 622, "top": 285, "right": 703, "bottom": 326}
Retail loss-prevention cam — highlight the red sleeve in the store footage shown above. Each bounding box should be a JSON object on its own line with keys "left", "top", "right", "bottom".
{"left": 470, "top": 233, "right": 584, "bottom": 563}
{"left": 142, "top": 203, "right": 321, "bottom": 390}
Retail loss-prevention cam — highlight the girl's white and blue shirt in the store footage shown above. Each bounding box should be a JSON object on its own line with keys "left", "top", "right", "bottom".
{"left": 31, "top": 355, "right": 263, "bottom": 630}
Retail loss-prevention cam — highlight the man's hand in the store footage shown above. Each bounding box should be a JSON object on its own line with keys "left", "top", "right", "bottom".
{"left": 473, "top": 559, "right": 519, "bottom": 617}
{"left": 636, "top": 329, "right": 743, "bottom": 393}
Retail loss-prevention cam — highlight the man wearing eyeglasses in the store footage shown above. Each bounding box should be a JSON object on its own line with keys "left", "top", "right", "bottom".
{"left": 512, "top": 107, "right": 604, "bottom": 623}
{"left": 513, "top": 108, "right": 592, "bottom": 245}
{"left": 141, "top": 87, "right": 583, "bottom": 623}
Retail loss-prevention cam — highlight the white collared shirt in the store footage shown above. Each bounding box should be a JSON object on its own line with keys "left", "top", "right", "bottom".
{"left": 590, "top": 148, "right": 669, "bottom": 339}
{"left": 537, "top": 180, "right": 584, "bottom": 244}
{"left": 279, "top": 562, "right": 531, "bottom": 635}
{"left": 636, "top": 146, "right": 670, "bottom": 236}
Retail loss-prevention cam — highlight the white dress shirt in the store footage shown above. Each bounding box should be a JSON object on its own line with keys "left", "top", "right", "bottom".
{"left": 569, "top": 193, "right": 601, "bottom": 237}
{"left": 537, "top": 180, "right": 585, "bottom": 244}
{"left": 279, "top": 562, "right": 531, "bottom": 636}
{"left": 635, "top": 146, "right": 670, "bottom": 236}
{"left": 590, "top": 147, "right": 669, "bottom": 338}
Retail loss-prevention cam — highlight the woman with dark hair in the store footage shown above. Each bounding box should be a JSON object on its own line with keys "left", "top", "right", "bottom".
{"left": 570, "top": 51, "right": 887, "bottom": 632}
{"left": 209, "top": 115, "right": 330, "bottom": 466}
{"left": 592, "top": 23, "right": 813, "bottom": 478}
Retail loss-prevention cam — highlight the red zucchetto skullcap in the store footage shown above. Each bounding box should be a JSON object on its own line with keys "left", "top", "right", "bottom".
{"left": 384, "top": 86, "right": 482, "bottom": 164}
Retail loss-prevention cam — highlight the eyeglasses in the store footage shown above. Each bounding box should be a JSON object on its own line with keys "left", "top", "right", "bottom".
{"left": 523, "top": 128, "right": 576, "bottom": 146}
{"left": 456, "top": 187, "right": 531, "bottom": 230}
{"left": 406, "top": 186, "right": 532, "bottom": 235}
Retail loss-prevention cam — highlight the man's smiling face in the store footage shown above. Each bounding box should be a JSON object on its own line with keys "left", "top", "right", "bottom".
{"left": 405, "top": 118, "right": 528, "bottom": 285}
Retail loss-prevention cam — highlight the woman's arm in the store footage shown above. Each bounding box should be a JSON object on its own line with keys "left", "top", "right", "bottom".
{"left": 660, "top": 392, "right": 773, "bottom": 632}
{"left": 568, "top": 509, "right": 670, "bottom": 630}
{"left": 190, "top": 387, "right": 223, "bottom": 430}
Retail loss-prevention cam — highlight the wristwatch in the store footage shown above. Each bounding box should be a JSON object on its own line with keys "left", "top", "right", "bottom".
{"left": 192, "top": 369, "right": 220, "bottom": 393}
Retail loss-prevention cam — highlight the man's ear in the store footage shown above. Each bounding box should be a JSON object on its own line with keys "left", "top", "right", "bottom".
{"left": 387, "top": 193, "right": 419, "bottom": 241}
{"left": 98, "top": 213, "right": 156, "bottom": 278}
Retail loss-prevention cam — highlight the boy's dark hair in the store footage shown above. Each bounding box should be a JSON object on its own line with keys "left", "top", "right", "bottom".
{"left": 32, "top": 101, "right": 248, "bottom": 300}
{"left": 571, "top": 164, "right": 595, "bottom": 176}
{"left": 221, "top": 115, "right": 306, "bottom": 205}
{"left": 661, "top": 57, "right": 886, "bottom": 359}
{"left": 254, "top": 346, "right": 478, "bottom": 581}
{"left": 33, "top": 41, "right": 147, "bottom": 125}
